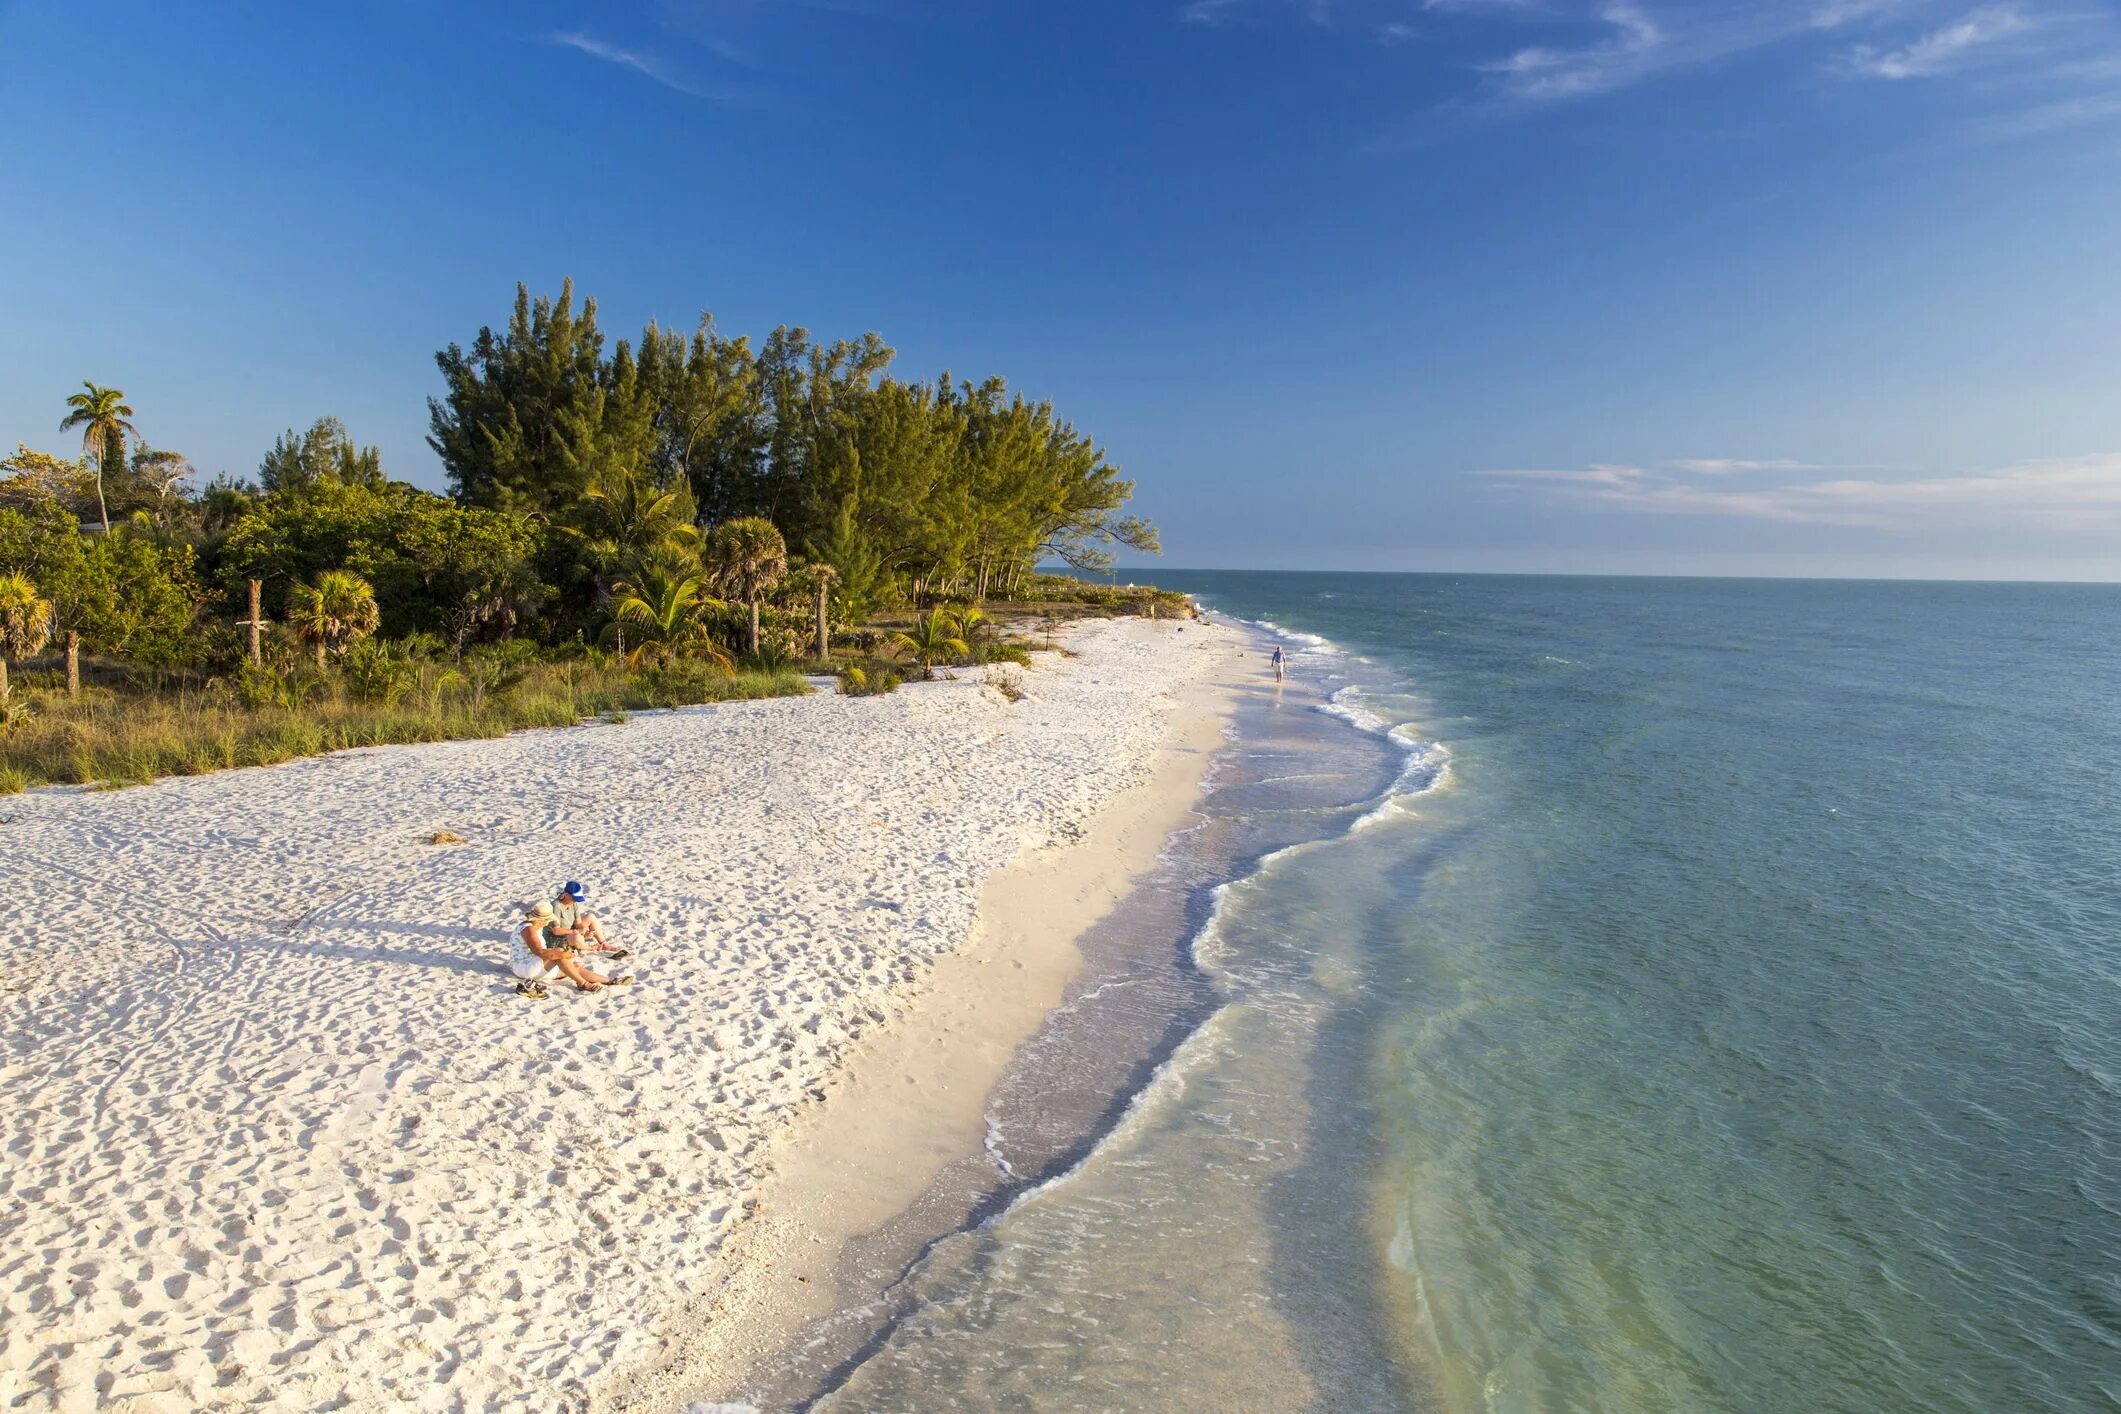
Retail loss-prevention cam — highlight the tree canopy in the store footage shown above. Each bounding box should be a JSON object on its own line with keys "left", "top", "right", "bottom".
{"left": 429, "top": 280, "right": 1158, "bottom": 608}
{"left": 0, "top": 281, "right": 1159, "bottom": 684}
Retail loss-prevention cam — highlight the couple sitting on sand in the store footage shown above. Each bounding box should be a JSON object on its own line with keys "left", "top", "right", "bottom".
{"left": 509, "top": 881, "right": 635, "bottom": 998}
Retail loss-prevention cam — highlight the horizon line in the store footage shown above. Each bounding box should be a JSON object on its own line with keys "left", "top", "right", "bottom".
{"left": 1080, "top": 565, "right": 2121, "bottom": 588}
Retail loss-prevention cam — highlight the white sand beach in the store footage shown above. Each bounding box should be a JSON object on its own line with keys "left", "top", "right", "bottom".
{"left": 0, "top": 616, "right": 1241, "bottom": 1412}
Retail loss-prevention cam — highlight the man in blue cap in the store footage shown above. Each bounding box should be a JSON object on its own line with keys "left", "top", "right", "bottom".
{"left": 552, "top": 881, "right": 629, "bottom": 962}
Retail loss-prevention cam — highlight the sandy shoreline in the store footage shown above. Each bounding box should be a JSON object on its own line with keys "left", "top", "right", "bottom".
{"left": 0, "top": 615, "right": 1240, "bottom": 1412}
{"left": 603, "top": 646, "right": 1241, "bottom": 1409}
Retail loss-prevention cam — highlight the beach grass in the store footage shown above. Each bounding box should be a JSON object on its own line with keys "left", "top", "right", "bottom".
{"left": 0, "top": 660, "right": 806, "bottom": 791}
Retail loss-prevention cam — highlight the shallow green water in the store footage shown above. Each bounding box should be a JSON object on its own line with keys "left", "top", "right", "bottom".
{"left": 817, "top": 574, "right": 2121, "bottom": 1412}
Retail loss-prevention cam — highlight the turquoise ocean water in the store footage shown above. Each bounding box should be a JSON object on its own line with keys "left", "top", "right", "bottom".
{"left": 808, "top": 573, "right": 2120, "bottom": 1412}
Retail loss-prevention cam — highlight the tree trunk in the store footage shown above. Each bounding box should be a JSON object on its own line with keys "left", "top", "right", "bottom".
{"left": 814, "top": 580, "right": 830, "bottom": 662}
{"left": 248, "top": 579, "right": 263, "bottom": 665}
{"left": 314, "top": 639, "right": 326, "bottom": 670}
{"left": 93, "top": 471, "right": 110, "bottom": 535}
{"left": 0, "top": 657, "right": 9, "bottom": 700}
{"left": 748, "top": 596, "right": 761, "bottom": 658}
{"left": 65, "top": 631, "right": 79, "bottom": 698}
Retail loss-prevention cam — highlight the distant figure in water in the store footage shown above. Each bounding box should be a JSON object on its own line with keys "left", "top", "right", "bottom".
{"left": 1271, "top": 645, "right": 1286, "bottom": 682}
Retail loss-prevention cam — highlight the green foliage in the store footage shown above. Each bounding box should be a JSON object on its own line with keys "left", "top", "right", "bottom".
{"left": 454, "top": 650, "right": 531, "bottom": 712}
{"left": 746, "top": 631, "right": 799, "bottom": 671}
{"left": 972, "top": 640, "right": 1034, "bottom": 667}
{"left": 428, "top": 280, "right": 659, "bottom": 517}
{"left": 891, "top": 607, "right": 969, "bottom": 679}
{"left": 705, "top": 515, "right": 788, "bottom": 656}
{"left": 287, "top": 570, "right": 382, "bottom": 666}
{"left": 0, "top": 572, "right": 53, "bottom": 664}
{"left": 838, "top": 665, "right": 900, "bottom": 697}
{"left": 228, "top": 660, "right": 299, "bottom": 710}
{"left": 0, "top": 518, "right": 206, "bottom": 668}
{"left": 216, "top": 474, "right": 547, "bottom": 644}
{"left": 259, "top": 417, "right": 385, "bottom": 494}
{"left": 0, "top": 288, "right": 1175, "bottom": 769}
{"left": 0, "top": 445, "right": 94, "bottom": 519}
{"left": 603, "top": 553, "right": 731, "bottom": 670}
{"left": 342, "top": 639, "right": 418, "bottom": 705}
{"left": 1013, "top": 575, "right": 1193, "bottom": 619}
{"left": 58, "top": 381, "right": 137, "bottom": 532}
{"left": 564, "top": 465, "right": 701, "bottom": 579}
{"left": 0, "top": 659, "right": 806, "bottom": 789}
{"left": 430, "top": 282, "right": 1157, "bottom": 614}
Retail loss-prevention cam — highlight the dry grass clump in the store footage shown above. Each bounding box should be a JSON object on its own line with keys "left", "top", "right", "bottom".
{"left": 984, "top": 666, "right": 1027, "bottom": 702}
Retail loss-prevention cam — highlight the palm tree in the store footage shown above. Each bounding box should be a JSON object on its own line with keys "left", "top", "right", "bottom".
{"left": 287, "top": 570, "right": 381, "bottom": 669}
{"left": 563, "top": 467, "right": 702, "bottom": 579}
{"left": 704, "top": 516, "right": 788, "bottom": 658}
{"left": 603, "top": 557, "right": 732, "bottom": 671}
{"left": 950, "top": 604, "right": 991, "bottom": 646}
{"left": 0, "top": 572, "right": 53, "bottom": 703}
{"left": 58, "top": 382, "right": 138, "bottom": 534}
{"left": 809, "top": 562, "right": 839, "bottom": 662}
{"left": 892, "top": 607, "right": 968, "bottom": 681}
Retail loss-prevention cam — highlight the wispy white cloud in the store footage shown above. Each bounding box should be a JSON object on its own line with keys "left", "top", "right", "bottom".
{"left": 1484, "top": 453, "right": 2121, "bottom": 529}
{"left": 1481, "top": 2, "right": 1667, "bottom": 98}
{"left": 1809, "top": 0, "right": 1920, "bottom": 29}
{"left": 1971, "top": 88, "right": 2121, "bottom": 137}
{"left": 1187, "top": 0, "right": 2121, "bottom": 135}
{"left": 1842, "top": 4, "right": 2030, "bottom": 77}
{"left": 1480, "top": 462, "right": 1650, "bottom": 486}
{"left": 1670, "top": 458, "right": 1829, "bottom": 475}
{"left": 548, "top": 30, "right": 710, "bottom": 97}
{"left": 1419, "top": 0, "right": 1549, "bottom": 12}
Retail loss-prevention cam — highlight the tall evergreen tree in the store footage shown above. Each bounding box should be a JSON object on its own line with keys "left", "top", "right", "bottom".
{"left": 260, "top": 417, "right": 384, "bottom": 493}
{"left": 428, "top": 280, "right": 615, "bottom": 514}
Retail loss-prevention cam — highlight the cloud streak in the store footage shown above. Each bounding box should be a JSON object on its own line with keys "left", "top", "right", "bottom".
{"left": 548, "top": 31, "right": 710, "bottom": 98}
{"left": 1185, "top": 0, "right": 2121, "bottom": 132}
{"left": 1483, "top": 454, "right": 2121, "bottom": 529}
{"left": 1842, "top": 4, "right": 2030, "bottom": 78}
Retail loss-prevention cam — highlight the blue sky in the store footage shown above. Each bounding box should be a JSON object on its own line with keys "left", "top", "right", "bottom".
{"left": 3, "top": 0, "right": 2119, "bottom": 578}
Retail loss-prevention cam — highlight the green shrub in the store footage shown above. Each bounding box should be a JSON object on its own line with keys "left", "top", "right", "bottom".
{"left": 343, "top": 640, "right": 417, "bottom": 705}
{"left": 227, "top": 661, "right": 294, "bottom": 710}
{"left": 972, "top": 641, "right": 1033, "bottom": 667}
{"left": 839, "top": 665, "right": 900, "bottom": 697}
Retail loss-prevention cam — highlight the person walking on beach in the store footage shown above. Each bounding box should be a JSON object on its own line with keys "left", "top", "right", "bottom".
{"left": 1270, "top": 645, "right": 1286, "bottom": 682}
{"left": 509, "top": 902, "right": 630, "bottom": 996}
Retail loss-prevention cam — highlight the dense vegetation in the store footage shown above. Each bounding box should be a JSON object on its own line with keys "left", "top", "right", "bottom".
{"left": 0, "top": 281, "right": 1167, "bottom": 789}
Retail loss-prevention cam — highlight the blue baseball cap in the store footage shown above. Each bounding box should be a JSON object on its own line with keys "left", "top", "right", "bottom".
{"left": 561, "top": 881, "right": 587, "bottom": 901}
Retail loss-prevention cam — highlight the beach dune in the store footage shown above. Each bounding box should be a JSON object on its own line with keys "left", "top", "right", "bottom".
{"left": 0, "top": 617, "right": 1235, "bottom": 1412}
